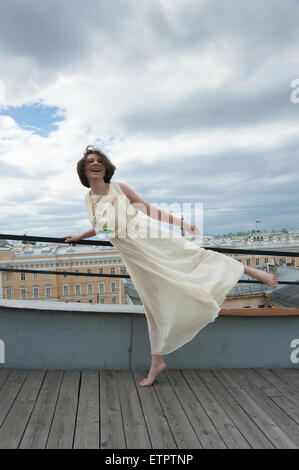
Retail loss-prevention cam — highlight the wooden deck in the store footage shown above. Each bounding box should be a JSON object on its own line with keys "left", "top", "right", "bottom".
{"left": 0, "top": 368, "right": 299, "bottom": 449}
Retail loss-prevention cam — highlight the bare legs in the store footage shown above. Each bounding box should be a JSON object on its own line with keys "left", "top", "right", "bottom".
{"left": 243, "top": 265, "right": 278, "bottom": 288}
{"left": 139, "top": 354, "right": 166, "bottom": 387}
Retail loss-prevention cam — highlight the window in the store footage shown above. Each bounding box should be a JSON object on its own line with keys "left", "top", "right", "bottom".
{"left": 99, "top": 268, "right": 103, "bottom": 274}
{"left": 112, "top": 297, "right": 116, "bottom": 304}
{"left": 5, "top": 273, "right": 11, "bottom": 281}
{"left": 75, "top": 284, "right": 81, "bottom": 295}
{"left": 111, "top": 281, "right": 116, "bottom": 292}
{"left": 87, "top": 283, "right": 93, "bottom": 294}
{"left": 6, "top": 287, "right": 12, "bottom": 299}
{"left": 100, "top": 298, "right": 105, "bottom": 304}
{"left": 20, "top": 287, "right": 26, "bottom": 300}
{"left": 87, "top": 269, "right": 92, "bottom": 274}
{"left": 111, "top": 267, "right": 115, "bottom": 275}
{"left": 63, "top": 285, "right": 69, "bottom": 296}
{"left": 63, "top": 274, "right": 68, "bottom": 278}
{"left": 33, "top": 272, "right": 38, "bottom": 280}
{"left": 256, "top": 259, "right": 260, "bottom": 266}
{"left": 33, "top": 286, "right": 39, "bottom": 299}
{"left": 20, "top": 273, "right": 26, "bottom": 281}
{"left": 99, "top": 282, "right": 105, "bottom": 294}
{"left": 75, "top": 269, "right": 79, "bottom": 277}
{"left": 45, "top": 273, "right": 51, "bottom": 280}
{"left": 45, "top": 285, "right": 51, "bottom": 298}
{"left": 246, "top": 259, "right": 251, "bottom": 266}
{"left": 264, "top": 258, "right": 268, "bottom": 264}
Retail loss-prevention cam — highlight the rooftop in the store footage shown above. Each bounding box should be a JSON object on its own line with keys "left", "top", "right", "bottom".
{"left": 0, "top": 367, "right": 298, "bottom": 449}
{"left": 270, "top": 284, "right": 299, "bottom": 308}
{"left": 0, "top": 242, "right": 117, "bottom": 256}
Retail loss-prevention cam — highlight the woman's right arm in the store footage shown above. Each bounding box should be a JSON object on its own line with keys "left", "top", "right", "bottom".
{"left": 64, "top": 228, "right": 96, "bottom": 245}
{"left": 119, "top": 182, "right": 201, "bottom": 234}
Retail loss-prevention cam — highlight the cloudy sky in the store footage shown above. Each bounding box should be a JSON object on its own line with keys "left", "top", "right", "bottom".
{"left": 0, "top": 0, "right": 298, "bottom": 242}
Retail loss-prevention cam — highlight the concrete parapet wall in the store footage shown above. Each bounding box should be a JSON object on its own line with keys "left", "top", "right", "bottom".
{"left": 0, "top": 300, "right": 298, "bottom": 370}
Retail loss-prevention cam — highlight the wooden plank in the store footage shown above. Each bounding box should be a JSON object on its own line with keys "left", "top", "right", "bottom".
{"left": 213, "top": 370, "right": 297, "bottom": 449}
{"left": 183, "top": 370, "right": 248, "bottom": 448}
{"left": 73, "top": 371, "right": 99, "bottom": 449}
{"left": 0, "top": 370, "right": 45, "bottom": 449}
{"left": 166, "top": 370, "right": 225, "bottom": 449}
{"left": 226, "top": 368, "right": 299, "bottom": 447}
{"left": 116, "top": 370, "right": 151, "bottom": 449}
{"left": 0, "top": 370, "right": 28, "bottom": 427}
{"left": 19, "top": 369, "right": 64, "bottom": 449}
{"left": 271, "top": 369, "right": 299, "bottom": 392}
{"left": 133, "top": 371, "right": 176, "bottom": 449}
{"left": 199, "top": 370, "right": 273, "bottom": 449}
{"left": 255, "top": 368, "right": 299, "bottom": 407}
{"left": 46, "top": 370, "right": 80, "bottom": 449}
{"left": 100, "top": 370, "right": 126, "bottom": 449}
{"left": 0, "top": 369, "right": 11, "bottom": 388}
{"left": 239, "top": 368, "right": 282, "bottom": 397}
{"left": 153, "top": 371, "right": 203, "bottom": 449}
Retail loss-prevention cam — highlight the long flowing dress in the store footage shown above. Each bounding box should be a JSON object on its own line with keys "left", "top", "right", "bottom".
{"left": 84, "top": 180, "right": 244, "bottom": 355}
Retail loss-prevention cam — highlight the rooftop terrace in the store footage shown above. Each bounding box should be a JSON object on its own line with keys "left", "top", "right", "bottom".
{"left": 0, "top": 367, "right": 298, "bottom": 449}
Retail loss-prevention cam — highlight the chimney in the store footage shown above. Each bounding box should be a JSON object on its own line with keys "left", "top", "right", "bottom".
{"left": 268, "top": 264, "right": 278, "bottom": 275}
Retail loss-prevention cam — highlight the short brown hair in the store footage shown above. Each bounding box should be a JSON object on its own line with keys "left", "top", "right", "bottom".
{"left": 77, "top": 145, "right": 116, "bottom": 188}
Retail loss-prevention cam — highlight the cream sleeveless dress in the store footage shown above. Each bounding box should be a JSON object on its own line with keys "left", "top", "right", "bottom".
{"left": 84, "top": 181, "right": 244, "bottom": 355}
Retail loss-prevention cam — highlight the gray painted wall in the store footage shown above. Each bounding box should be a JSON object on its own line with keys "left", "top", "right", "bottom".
{"left": 0, "top": 305, "right": 298, "bottom": 370}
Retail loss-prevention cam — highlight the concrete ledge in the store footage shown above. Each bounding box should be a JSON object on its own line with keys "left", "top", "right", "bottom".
{"left": 0, "top": 299, "right": 145, "bottom": 315}
{"left": 0, "top": 300, "right": 298, "bottom": 370}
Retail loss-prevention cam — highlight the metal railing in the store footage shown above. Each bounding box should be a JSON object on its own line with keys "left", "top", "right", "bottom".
{"left": 0, "top": 233, "right": 299, "bottom": 285}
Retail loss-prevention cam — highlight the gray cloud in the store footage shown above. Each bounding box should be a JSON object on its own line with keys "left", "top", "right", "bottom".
{"left": 0, "top": 0, "right": 134, "bottom": 67}
{"left": 0, "top": 158, "right": 31, "bottom": 178}
{"left": 120, "top": 84, "right": 297, "bottom": 135}
{"left": 0, "top": 0, "right": 298, "bottom": 236}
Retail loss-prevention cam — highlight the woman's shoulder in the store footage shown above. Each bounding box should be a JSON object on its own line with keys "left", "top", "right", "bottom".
{"left": 112, "top": 180, "right": 126, "bottom": 192}
{"left": 113, "top": 181, "right": 129, "bottom": 191}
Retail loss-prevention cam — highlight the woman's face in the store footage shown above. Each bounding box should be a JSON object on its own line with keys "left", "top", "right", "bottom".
{"left": 85, "top": 153, "right": 106, "bottom": 181}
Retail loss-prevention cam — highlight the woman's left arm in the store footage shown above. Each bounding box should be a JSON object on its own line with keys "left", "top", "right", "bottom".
{"left": 118, "top": 182, "right": 200, "bottom": 234}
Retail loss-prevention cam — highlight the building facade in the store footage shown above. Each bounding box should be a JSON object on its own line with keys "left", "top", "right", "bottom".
{"left": 0, "top": 240, "right": 127, "bottom": 304}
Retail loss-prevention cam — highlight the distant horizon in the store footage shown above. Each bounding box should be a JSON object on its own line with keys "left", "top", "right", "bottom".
{"left": 3, "top": 225, "right": 298, "bottom": 248}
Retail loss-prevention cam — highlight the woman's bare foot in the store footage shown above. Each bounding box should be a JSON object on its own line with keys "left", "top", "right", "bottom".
{"left": 255, "top": 271, "right": 278, "bottom": 287}
{"left": 139, "top": 356, "right": 166, "bottom": 387}
{"left": 244, "top": 266, "right": 278, "bottom": 288}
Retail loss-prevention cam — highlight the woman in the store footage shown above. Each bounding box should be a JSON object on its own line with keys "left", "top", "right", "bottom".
{"left": 64, "top": 145, "right": 278, "bottom": 387}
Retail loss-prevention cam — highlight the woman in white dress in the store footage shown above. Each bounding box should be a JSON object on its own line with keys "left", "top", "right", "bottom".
{"left": 64, "top": 146, "right": 278, "bottom": 387}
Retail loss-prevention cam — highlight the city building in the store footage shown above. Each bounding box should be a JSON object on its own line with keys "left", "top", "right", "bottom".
{"left": 0, "top": 239, "right": 127, "bottom": 304}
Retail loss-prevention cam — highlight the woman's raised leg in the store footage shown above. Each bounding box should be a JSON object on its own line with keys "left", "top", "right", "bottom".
{"left": 244, "top": 265, "right": 278, "bottom": 288}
